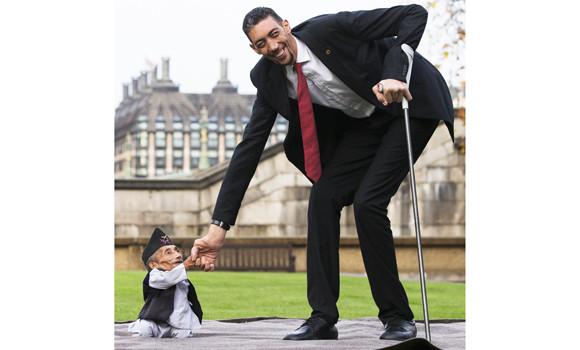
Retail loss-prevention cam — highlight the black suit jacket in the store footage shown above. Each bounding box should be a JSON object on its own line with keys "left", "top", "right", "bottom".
{"left": 213, "top": 5, "right": 454, "bottom": 225}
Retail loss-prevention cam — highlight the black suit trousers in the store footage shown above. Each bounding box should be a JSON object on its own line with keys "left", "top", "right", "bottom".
{"left": 306, "top": 108, "right": 438, "bottom": 325}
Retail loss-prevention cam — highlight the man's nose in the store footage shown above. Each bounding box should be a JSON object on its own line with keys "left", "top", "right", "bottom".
{"left": 267, "top": 39, "right": 278, "bottom": 52}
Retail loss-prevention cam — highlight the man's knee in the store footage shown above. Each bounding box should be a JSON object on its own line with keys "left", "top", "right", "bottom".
{"left": 309, "top": 180, "right": 353, "bottom": 212}
{"left": 352, "top": 191, "right": 391, "bottom": 221}
{"left": 129, "top": 319, "right": 157, "bottom": 337}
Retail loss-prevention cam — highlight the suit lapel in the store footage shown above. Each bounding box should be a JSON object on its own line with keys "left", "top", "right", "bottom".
{"left": 266, "top": 64, "right": 291, "bottom": 118}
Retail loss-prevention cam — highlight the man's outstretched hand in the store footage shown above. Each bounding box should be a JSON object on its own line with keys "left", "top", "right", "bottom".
{"left": 192, "top": 224, "right": 226, "bottom": 271}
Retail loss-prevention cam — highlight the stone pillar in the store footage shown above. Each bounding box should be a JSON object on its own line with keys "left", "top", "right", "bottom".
{"left": 162, "top": 57, "right": 170, "bottom": 81}
{"left": 123, "top": 84, "right": 129, "bottom": 100}
{"left": 132, "top": 78, "right": 139, "bottom": 96}
{"left": 198, "top": 106, "right": 209, "bottom": 170}
{"left": 218, "top": 133, "right": 225, "bottom": 163}
{"left": 151, "top": 65, "right": 158, "bottom": 85}
{"left": 220, "top": 58, "right": 228, "bottom": 81}
{"left": 139, "top": 71, "right": 148, "bottom": 90}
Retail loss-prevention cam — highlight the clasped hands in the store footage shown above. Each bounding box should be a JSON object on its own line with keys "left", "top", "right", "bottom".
{"left": 187, "top": 224, "right": 226, "bottom": 272}
{"left": 372, "top": 79, "right": 412, "bottom": 106}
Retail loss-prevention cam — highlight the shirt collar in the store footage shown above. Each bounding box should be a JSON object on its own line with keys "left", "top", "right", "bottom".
{"left": 293, "top": 36, "right": 310, "bottom": 64}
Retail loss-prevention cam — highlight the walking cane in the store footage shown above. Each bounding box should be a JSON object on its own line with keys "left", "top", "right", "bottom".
{"left": 401, "top": 43, "right": 431, "bottom": 342}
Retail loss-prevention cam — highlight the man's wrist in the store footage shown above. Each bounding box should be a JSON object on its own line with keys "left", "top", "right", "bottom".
{"left": 211, "top": 219, "right": 230, "bottom": 231}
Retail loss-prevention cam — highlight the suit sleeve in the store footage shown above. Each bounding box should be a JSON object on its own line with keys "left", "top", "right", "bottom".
{"left": 336, "top": 4, "right": 428, "bottom": 83}
{"left": 211, "top": 91, "right": 278, "bottom": 225}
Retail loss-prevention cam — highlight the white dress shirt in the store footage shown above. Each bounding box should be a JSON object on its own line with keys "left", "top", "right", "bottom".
{"left": 148, "top": 264, "right": 201, "bottom": 330}
{"left": 285, "top": 37, "right": 376, "bottom": 119}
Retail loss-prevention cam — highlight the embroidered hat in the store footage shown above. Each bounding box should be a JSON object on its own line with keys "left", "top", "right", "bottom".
{"left": 142, "top": 228, "right": 175, "bottom": 266}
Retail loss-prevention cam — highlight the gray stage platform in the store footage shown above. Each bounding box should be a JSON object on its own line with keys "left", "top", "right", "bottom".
{"left": 115, "top": 317, "right": 465, "bottom": 349}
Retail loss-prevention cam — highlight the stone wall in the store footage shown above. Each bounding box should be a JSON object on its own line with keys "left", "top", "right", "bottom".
{"left": 115, "top": 113, "right": 465, "bottom": 280}
{"left": 115, "top": 236, "right": 465, "bottom": 282}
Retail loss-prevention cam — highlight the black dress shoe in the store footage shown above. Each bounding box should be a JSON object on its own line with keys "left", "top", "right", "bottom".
{"left": 282, "top": 317, "right": 338, "bottom": 340}
{"left": 380, "top": 319, "right": 417, "bottom": 340}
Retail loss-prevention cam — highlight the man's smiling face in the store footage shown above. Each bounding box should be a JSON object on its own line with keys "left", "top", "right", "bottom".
{"left": 248, "top": 16, "right": 297, "bottom": 66}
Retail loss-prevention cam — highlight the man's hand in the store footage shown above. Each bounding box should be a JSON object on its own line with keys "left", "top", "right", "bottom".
{"left": 192, "top": 224, "right": 226, "bottom": 271}
{"left": 372, "top": 79, "right": 412, "bottom": 106}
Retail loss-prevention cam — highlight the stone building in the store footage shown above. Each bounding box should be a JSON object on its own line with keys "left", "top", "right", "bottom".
{"left": 114, "top": 58, "right": 288, "bottom": 178}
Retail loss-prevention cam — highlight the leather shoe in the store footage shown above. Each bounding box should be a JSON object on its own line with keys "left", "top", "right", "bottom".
{"left": 282, "top": 317, "right": 338, "bottom": 340}
{"left": 380, "top": 319, "right": 417, "bottom": 340}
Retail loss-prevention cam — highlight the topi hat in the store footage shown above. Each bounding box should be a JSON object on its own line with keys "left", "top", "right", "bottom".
{"left": 142, "top": 228, "right": 175, "bottom": 266}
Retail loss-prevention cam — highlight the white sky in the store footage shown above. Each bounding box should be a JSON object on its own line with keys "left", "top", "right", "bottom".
{"left": 115, "top": 0, "right": 425, "bottom": 108}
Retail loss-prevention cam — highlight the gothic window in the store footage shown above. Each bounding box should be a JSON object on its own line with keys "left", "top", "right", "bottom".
{"left": 137, "top": 115, "right": 148, "bottom": 130}
{"left": 173, "top": 115, "right": 183, "bottom": 130}
{"left": 137, "top": 131, "right": 148, "bottom": 148}
{"left": 155, "top": 149, "right": 166, "bottom": 168}
{"left": 155, "top": 131, "right": 166, "bottom": 148}
{"left": 190, "top": 149, "right": 200, "bottom": 168}
{"left": 190, "top": 132, "right": 200, "bottom": 148}
{"left": 225, "top": 132, "right": 236, "bottom": 149}
{"left": 208, "top": 116, "right": 218, "bottom": 131}
{"left": 173, "top": 150, "right": 183, "bottom": 169}
{"left": 190, "top": 116, "right": 200, "bottom": 130}
{"left": 155, "top": 115, "right": 165, "bottom": 129}
{"left": 225, "top": 116, "right": 235, "bottom": 131}
{"left": 209, "top": 150, "right": 218, "bottom": 166}
{"left": 173, "top": 131, "right": 184, "bottom": 148}
{"left": 208, "top": 132, "right": 218, "bottom": 149}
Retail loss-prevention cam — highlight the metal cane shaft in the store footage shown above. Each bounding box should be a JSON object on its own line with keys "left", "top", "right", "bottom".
{"left": 403, "top": 107, "right": 431, "bottom": 342}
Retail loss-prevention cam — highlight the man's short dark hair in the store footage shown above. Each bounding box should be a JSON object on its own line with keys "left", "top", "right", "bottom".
{"left": 242, "top": 7, "right": 283, "bottom": 39}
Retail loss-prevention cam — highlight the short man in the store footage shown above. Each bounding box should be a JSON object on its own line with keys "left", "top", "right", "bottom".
{"left": 129, "top": 228, "right": 203, "bottom": 338}
{"left": 193, "top": 5, "right": 453, "bottom": 341}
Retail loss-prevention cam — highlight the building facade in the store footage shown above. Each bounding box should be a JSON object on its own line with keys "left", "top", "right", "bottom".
{"left": 114, "top": 58, "right": 287, "bottom": 178}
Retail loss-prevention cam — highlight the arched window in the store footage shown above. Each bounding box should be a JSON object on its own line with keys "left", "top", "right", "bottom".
{"left": 190, "top": 149, "right": 200, "bottom": 168}
{"left": 190, "top": 132, "right": 200, "bottom": 148}
{"left": 173, "top": 149, "right": 183, "bottom": 169}
{"left": 155, "top": 115, "right": 165, "bottom": 129}
{"left": 208, "top": 132, "right": 218, "bottom": 148}
{"left": 208, "top": 116, "right": 218, "bottom": 131}
{"left": 225, "top": 116, "right": 235, "bottom": 131}
{"left": 189, "top": 116, "right": 200, "bottom": 130}
{"left": 155, "top": 131, "right": 166, "bottom": 148}
{"left": 173, "top": 131, "right": 184, "bottom": 148}
{"left": 225, "top": 132, "right": 236, "bottom": 149}
{"left": 173, "top": 115, "right": 183, "bottom": 130}
{"left": 137, "top": 115, "right": 148, "bottom": 130}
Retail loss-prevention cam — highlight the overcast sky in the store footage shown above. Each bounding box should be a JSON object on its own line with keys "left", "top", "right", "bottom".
{"left": 115, "top": 0, "right": 427, "bottom": 108}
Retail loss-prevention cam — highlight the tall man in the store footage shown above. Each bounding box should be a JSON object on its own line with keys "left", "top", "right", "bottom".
{"left": 192, "top": 5, "right": 454, "bottom": 341}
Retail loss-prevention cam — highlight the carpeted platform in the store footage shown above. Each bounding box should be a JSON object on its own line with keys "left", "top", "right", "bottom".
{"left": 115, "top": 317, "right": 465, "bottom": 349}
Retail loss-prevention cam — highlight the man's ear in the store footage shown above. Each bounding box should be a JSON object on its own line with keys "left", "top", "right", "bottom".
{"left": 282, "top": 19, "right": 291, "bottom": 33}
{"left": 148, "top": 261, "right": 157, "bottom": 270}
{"left": 249, "top": 43, "right": 261, "bottom": 55}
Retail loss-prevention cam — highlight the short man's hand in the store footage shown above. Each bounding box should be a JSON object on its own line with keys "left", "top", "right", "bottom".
{"left": 192, "top": 224, "right": 226, "bottom": 271}
{"left": 373, "top": 79, "right": 412, "bottom": 106}
{"left": 183, "top": 253, "right": 197, "bottom": 270}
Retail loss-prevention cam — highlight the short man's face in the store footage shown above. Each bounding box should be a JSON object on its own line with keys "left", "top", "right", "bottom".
{"left": 149, "top": 245, "right": 184, "bottom": 271}
{"left": 248, "top": 16, "right": 297, "bottom": 66}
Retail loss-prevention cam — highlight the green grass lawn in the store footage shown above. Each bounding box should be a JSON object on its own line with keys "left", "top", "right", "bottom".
{"left": 115, "top": 271, "right": 464, "bottom": 322}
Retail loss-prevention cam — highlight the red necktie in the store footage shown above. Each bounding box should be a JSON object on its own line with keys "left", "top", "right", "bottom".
{"left": 293, "top": 62, "right": 321, "bottom": 182}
